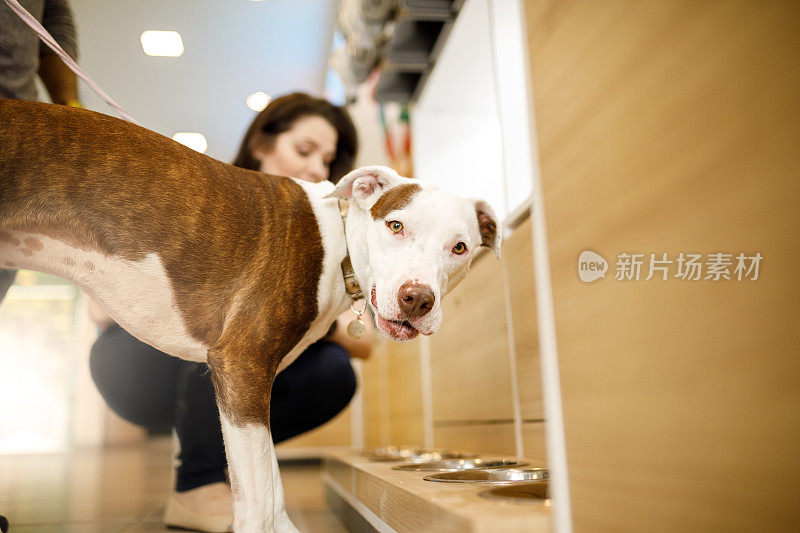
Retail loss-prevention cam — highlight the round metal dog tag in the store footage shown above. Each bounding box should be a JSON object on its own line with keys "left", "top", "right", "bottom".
{"left": 347, "top": 318, "right": 366, "bottom": 338}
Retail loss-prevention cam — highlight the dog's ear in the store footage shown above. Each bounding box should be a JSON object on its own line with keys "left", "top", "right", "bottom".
{"left": 327, "top": 166, "right": 405, "bottom": 208}
{"left": 472, "top": 199, "right": 501, "bottom": 258}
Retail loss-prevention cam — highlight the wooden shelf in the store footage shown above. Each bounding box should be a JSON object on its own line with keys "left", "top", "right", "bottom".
{"left": 323, "top": 449, "right": 550, "bottom": 532}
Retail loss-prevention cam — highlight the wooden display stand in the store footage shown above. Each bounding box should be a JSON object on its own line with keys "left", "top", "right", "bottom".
{"left": 323, "top": 449, "right": 550, "bottom": 532}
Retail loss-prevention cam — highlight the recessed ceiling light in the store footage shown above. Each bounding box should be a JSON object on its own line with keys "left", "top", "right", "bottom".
{"left": 140, "top": 30, "right": 184, "bottom": 57}
{"left": 246, "top": 92, "right": 271, "bottom": 111}
{"left": 172, "top": 132, "right": 207, "bottom": 153}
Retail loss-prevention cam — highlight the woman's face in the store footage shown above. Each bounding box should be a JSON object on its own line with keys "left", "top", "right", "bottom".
{"left": 255, "top": 115, "right": 338, "bottom": 183}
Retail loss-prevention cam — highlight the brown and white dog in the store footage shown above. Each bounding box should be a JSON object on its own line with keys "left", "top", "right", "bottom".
{"left": 0, "top": 100, "right": 500, "bottom": 532}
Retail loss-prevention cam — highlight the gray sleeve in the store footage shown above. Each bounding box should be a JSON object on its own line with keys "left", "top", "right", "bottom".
{"left": 40, "top": 0, "right": 78, "bottom": 60}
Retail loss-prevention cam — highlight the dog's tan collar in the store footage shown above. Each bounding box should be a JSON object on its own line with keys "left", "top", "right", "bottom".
{"left": 338, "top": 198, "right": 363, "bottom": 301}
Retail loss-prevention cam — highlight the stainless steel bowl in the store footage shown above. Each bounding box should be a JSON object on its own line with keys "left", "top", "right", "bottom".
{"left": 362, "top": 446, "right": 421, "bottom": 461}
{"left": 422, "top": 467, "right": 548, "bottom": 484}
{"left": 363, "top": 446, "right": 477, "bottom": 463}
{"left": 392, "top": 458, "right": 528, "bottom": 472}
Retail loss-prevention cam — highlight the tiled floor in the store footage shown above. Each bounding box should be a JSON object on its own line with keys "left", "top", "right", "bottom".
{"left": 0, "top": 437, "right": 347, "bottom": 532}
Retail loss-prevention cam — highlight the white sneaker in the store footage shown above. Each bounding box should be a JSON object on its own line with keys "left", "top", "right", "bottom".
{"left": 163, "top": 482, "right": 233, "bottom": 532}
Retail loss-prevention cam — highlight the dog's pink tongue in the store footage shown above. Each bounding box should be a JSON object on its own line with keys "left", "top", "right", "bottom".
{"left": 378, "top": 315, "right": 419, "bottom": 341}
{"left": 392, "top": 321, "right": 419, "bottom": 341}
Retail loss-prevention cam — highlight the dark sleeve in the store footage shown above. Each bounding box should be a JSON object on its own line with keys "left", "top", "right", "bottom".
{"left": 40, "top": 0, "right": 78, "bottom": 60}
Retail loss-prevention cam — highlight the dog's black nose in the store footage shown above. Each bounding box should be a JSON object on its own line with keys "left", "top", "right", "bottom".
{"left": 397, "top": 281, "right": 435, "bottom": 318}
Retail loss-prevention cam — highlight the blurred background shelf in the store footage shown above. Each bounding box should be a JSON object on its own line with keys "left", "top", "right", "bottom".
{"left": 335, "top": 0, "right": 462, "bottom": 103}
{"left": 376, "top": 1, "right": 458, "bottom": 102}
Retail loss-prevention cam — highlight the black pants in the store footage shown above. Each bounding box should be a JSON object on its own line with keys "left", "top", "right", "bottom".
{"left": 0, "top": 269, "right": 15, "bottom": 302}
{"left": 89, "top": 324, "right": 357, "bottom": 492}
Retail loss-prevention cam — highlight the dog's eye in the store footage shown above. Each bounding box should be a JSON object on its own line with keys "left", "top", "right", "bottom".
{"left": 387, "top": 220, "right": 404, "bottom": 234}
{"left": 452, "top": 242, "right": 468, "bottom": 255}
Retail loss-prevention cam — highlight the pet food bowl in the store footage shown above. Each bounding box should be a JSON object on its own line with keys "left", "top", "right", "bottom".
{"left": 362, "top": 446, "right": 417, "bottom": 461}
{"left": 392, "top": 458, "right": 528, "bottom": 472}
{"left": 363, "top": 446, "right": 477, "bottom": 463}
{"left": 422, "top": 467, "right": 549, "bottom": 484}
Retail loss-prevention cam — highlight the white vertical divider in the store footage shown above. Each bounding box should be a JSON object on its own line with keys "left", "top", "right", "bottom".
{"left": 349, "top": 359, "right": 365, "bottom": 450}
{"left": 509, "top": 0, "right": 574, "bottom": 530}
{"left": 500, "top": 259, "right": 525, "bottom": 458}
{"left": 419, "top": 336, "right": 435, "bottom": 449}
{"left": 376, "top": 340, "right": 392, "bottom": 445}
{"left": 486, "top": 0, "right": 533, "bottom": 461}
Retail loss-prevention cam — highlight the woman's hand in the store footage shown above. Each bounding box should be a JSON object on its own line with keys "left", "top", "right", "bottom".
{"left": 325, "top": 307, "right": 374, "bottom": 359}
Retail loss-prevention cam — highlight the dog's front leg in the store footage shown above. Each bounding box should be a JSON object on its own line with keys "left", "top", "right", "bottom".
{"left": 209, "top": 344, "right": 298, "bottom": 533}
{"left": 219, "top": 413, "right": 296, "bottom": 532}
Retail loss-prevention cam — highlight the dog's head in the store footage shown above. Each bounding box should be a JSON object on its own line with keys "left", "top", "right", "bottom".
{"left": 329, "top": 166, "right": 500, "bottom": 341}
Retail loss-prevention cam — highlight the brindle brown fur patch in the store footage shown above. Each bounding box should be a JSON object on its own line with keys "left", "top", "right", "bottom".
{"left": 369, "top": 183, "right": 421, "bottom": 220}
{"left": 0, "top": 100, "right": 324, "bottom": 425}
{"left": 23, "top": 237, "right": 43, "bottom": 252}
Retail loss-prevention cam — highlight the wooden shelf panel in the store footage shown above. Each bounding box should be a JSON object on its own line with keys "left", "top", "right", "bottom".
{"left": 323, "top": 449, "right": 550, "bottom": 532}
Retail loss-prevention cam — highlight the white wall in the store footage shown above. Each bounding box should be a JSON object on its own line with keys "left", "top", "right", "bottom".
{"left": 69, "top": 0, "right": 336, "bottom": 163}
{"left": 413, "top": 0, "right": 533, "bottom": 222}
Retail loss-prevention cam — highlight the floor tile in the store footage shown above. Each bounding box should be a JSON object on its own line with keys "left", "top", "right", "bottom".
{"left": 0, "top": 438, "right": 346, "bottom": 533}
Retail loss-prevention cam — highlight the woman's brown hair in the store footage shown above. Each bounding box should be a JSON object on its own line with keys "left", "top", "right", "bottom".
{"left": 232, "top": 92, "right": 358, "bottom": 183}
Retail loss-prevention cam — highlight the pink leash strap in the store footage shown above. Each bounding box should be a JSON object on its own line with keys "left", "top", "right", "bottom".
{"left": 3, "top": 0, "right": 140, "bottom": 125}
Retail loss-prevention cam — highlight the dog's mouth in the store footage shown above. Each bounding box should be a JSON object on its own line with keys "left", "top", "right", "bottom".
{"left": 370, "top": 287, "right": 420, "bottom": 341}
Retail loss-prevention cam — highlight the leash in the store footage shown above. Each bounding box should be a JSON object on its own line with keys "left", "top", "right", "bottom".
{"left": 338, "top": 198, "right": 367, "bottom": 338}
{"left": 3, "top": 0, "right": 140, "bottom": 125}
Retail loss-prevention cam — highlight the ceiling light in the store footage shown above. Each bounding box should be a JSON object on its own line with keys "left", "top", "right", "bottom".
{"left": 246, "top": 92, "right": 271, "bottom": 111}
{"left": 140, "top": 30, "right": 184, "bottom": 57}
{"left": 172, "top": 133, "right": 207, "bottom": 154}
